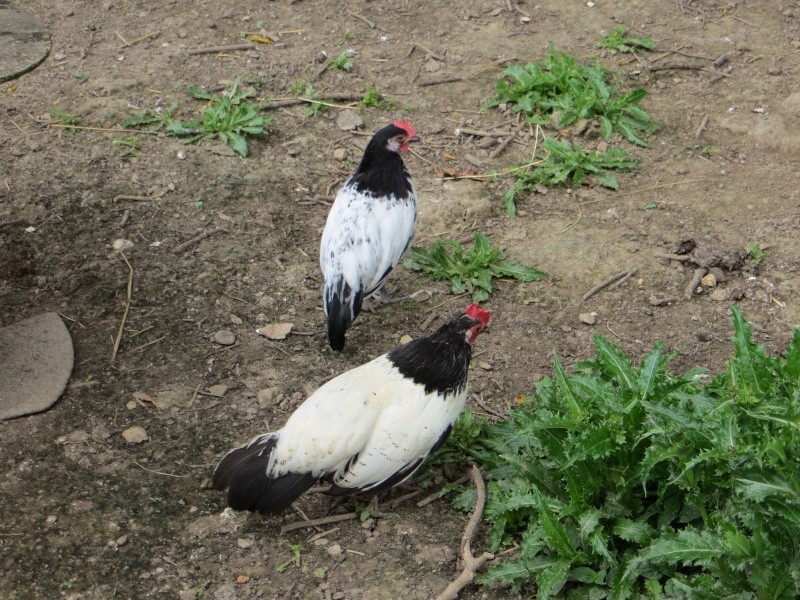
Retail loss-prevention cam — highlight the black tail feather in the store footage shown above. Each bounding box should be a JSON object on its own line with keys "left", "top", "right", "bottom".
{"left": 326, "top": 284, "right": 363, "bottom": 351}
{"left": 212, "top": 436, "right": 317, "bottom": 515}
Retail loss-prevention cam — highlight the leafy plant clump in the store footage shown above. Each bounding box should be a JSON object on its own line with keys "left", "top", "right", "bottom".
{"left": 123, "top": 78, "right": 270, "bottom": 156}
{"left": 599, "top": 25, "right": 657, "bottom": 53}
{"left": 484, "top": 49, "right": 657, "bottom": 147}
{"left": 446, "top": 307, "right": 800, "bottom": 598}
{"left": 405, "top": 233, "right": 546, "bottom": 302}
{"left": 503, "top": 139, "right": 640, "bottom": 216}
{"left": 329, "top": 50, "right": 354, "bottom": 72}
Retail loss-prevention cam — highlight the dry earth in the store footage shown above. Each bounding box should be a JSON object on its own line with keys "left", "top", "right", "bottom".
{"left": 2, "top": 0, "right": 800, "bottom": 598}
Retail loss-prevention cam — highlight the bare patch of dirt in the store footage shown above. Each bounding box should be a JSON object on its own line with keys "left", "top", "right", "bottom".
{"left": 1, "top": 1, "right": 799, "bottom": 598}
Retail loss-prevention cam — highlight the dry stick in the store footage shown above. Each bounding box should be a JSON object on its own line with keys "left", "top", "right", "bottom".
{"left": 583, "top": 270, "right": 631, "bottom": 301}
{"left": 472, "top": 393, "right": 505, "bottom": 420}
{"left": 607, "top": 266, "right": 639, "bottom": 291}
{"left": 346, "top": 9, "right": 377, "bottom": 29}
{"left": 489, "top": 122, "right": 524, "bottom": 160}
{"left": 132, "top": 461, "right": 190, "bottom": 478}
{"left": 172, "top": 227, "right": 227, "bottom": 254}
{"left": 685, "top": 267, "right": 708, "bottom": 300}
{"left": 187, "top": 43, "right": 255, "bottom": 56}
{"left": 280, "top": 512, "right": 359, "bottom": 534}
{"left": 456, "top": 128, "right": 513, "bottom": 138}
{"left": 127, "top": 334, "right": 167, "bottom": 354}
{"left": 651, "top": 297, "right": 679, "bottom": 306}
{"left": 48, "top": 124, "right": 159, "bottom": 135}
{"left": 119, "top": 30, "right": 160, "bottom": 48}
{"left": 119, "top": 209, "right": 130, "bottom": 228}
{"left": 419, "top": 76, "right": 464, "bottom": 87}
{"left": 313, "top": 56, "right": 333, "bottom": 80}
{"left": 0, "top": 219, "right": 25, "bottom": 229}
{"left": 111, "top": 253, "right": 134, "bottom": 363}
{"left": 653, "top": 251, "right": 691, "bottom": 262}
{"left": 435, "top": 465, "right": 494, "bottom": 600}
{"left": 615, "top": 178, "right": 718, "bottom": 197}
{"left": 695, "top": 115, "right": 710, "bottom": 140}
{"left": 113, "top": 195, "right": 151, "bottom": 202}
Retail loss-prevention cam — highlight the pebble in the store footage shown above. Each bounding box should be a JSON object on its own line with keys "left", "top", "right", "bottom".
{"left": 479, "top": 361, "right": 493, "bottom": 371}
{"left": 709, "top": 288, "right": 730, "bottom": 302}
{"left": 701, "top": 273, "right": 717, "bottom": 287}
{"left": 326, "top": 543, "right": 343, "bottom": 557}
{"left": 237, "top": 538, "right": 255, "bottom": 549}
{"left": 336, "top": 109, "right": 363, "bottom": 131}
{"left": 116, "top": 534, "right": 128, "bottom": 546}
{"left": 207, "top": 384, "right": 228, "bottom": 397}
{"left": 213, "top": 330, "right": 236, "bottom": 345}
{"left": 333, "top": 147, "right": 347, "bottom": 161}
{"left": 71, "top": 500, "right": 94, "bottom": 512}
{"left": 112, "top": 238, "right": 134, "bottom": 251}
{"left": 579, "top": 312, "right": 597, "bottom": 325}
{"left": 235, "top": 575, "right": 250, "bottom": 584}
{"left": 121, "top": 426, "right": 149, "bottom": 444}
{"left": 399, "top": 334, "right": 413, "bottom": 345}
{"left": 229, "top": 314, "right": 243, "bottom": 325}
{"left": 46, "top": 515, "right": 58, "bottom": 525}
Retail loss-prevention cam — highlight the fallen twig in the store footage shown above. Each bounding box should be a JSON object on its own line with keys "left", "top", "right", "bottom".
{"left": 127, "top": 335, "right": 167, "bottom": 354}
{"left": 187, "top": 43, "right": 255, "bottom": 56}
{"left": 313, "top": 56, "right": 334, "bottom": 80}
{"left": 583, "top": 269, "right": 632, "bottom": 301}
{"left": 456, "top": 128, "right": 513, "bottom": 138}
{"left": 132, "top": 461, "right": 190, "bottom": 478}
{"left": 650, "top": 296, "right": 679, "bottom": 306}
{"left": 607, "top": 266, "right": 639, "bottom": 291}
{"left": 346, "top": 10, "right": 380, "bottom": 30}
{"left": 419, "top": 76, "right": 463, "bottom": 87}
{"left": 113, "top": 194, "right": 151, "bottom": 203}
{"left": 694, "top": 114, "right": 710, "bottom": 140}
{"left": 489, "top": 122, "right": 524, "bottom": 160}
{"left": 172, "top": 227, "right": 228, "bottom": 254}
{"left": 119, "top": 30, "right": 160, "bottom": 48}
{"left": 435, "top": 465, "right": 494, "bottom": 600}
{"left": 0, "top": 219, "right": 26, "bottom": 229}
{"left": 471, "top": 393, "right": 505, "bottom": 420}
{"left": 653, "top": 251, "right": 691, "bottom": 262}
{"left": 685, "top": 267, "right": 708, "bottom": 300}
{"left": 111, "top": 252, "right": 134, "bottom": 363}
{"left": 280, "top": 512, "right": 359, "bottom": 534}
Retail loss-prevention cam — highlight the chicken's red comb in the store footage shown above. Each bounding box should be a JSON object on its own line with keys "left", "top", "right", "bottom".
{"left": 466, "top": 304, "right": 491, "bottom": 326}
{"left": 393, "top": 119, "right": 416, "bottom": 137}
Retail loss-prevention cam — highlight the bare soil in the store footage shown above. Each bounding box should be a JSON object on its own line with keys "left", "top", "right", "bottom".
{"left": 2, "top": 1, "right": 799, "bottom": 598}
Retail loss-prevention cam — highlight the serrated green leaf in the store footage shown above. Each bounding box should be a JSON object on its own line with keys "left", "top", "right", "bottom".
{"left": 613, "top": 518, "right": 654, "bottom": 543}
{"left": 492, "top": 262, "right": 547, "bottom": 282}
{"left": 622, "top": 529, "right": 724, "bottom": 580}
{"left": 593, "top": 336, "right": 637, "bottom": 391}
{"left": 536, "top": 559, "right": 571, "bottom": 599}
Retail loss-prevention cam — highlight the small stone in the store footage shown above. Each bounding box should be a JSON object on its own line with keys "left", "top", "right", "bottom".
{"left": 256, "top": 322, "right": 293, "bottom": 340}
{"left": 177, "top": 150, "right": 187, "bottom": 160}
{"left": 709, "top": 267, "right": 726, "bottom": 283}
{"left": 579, "top": 312, "right": 597, "bottom": 325}
{"left": 424, "top": 59, "right": 442, "bottom": 73}
{"left": 71, "top": 500, "right": 94, "bottom": 512}
{"left": 336, "top": 109, "right": 363, "bottom": 131}
{"left": 399, "top": 334, "right": 413, "bottom": 345}
{"left": 709, "top": 288, "right": 730, "bottom": 302}
{"left": 207, "top": 384, "right": 228, "bottom": 397}
{"left": 116, "top": 534, "right": 128, "bottom": 546}
{"left": 313, "top": 538, "right": 329, "bottom": 546}
{"left": 701, "top": 273, "right": 717, "bottom": 287}
{"left": 597, "top": 141, "right": 609, "bottom": 152}
{"left": 479, "top": 361, "right": 493, "bottom": 371}
{"left": 326, "top": 543, "right": 343, "bottom": 557}
{"left": 257, "top": 387, "right": 281, "bottom": 407}
{"left": 229, "top": 314, "right": 243, "bottom": 325}
{"left": 213, "top": 330, "right": 236, "bottom": 345}
{"left": 236, "top": 575, "right": 250, "bottom": 585}
{"left": 46, "top": 515, "right": 58, "bottom": 525}
{"left": 121, "top": 426, "right": 149, "bottom": 444}
{"left": 333, "top": 147, "right": 347, "bottom": 161}
{"left": 237, "top": 538, "right": 255, "bottom": 549}
{"left": 112, "top": 238, "right": 134, "bottom": 251}
{"left": 126, "top": 400, "right": 137, "bottom": 410}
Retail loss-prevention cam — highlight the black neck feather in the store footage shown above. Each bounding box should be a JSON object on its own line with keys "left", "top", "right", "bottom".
{"left": 387, "top": 316, "right": 476, "bottom": 395}
{"left": 350, "top": 124, "right": 414, "bottom": 198}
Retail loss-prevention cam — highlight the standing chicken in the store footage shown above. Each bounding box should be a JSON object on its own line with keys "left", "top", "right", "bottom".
{"left": 212, "top": 304, "right": 491, "bottom": 515}
{"left": 320, "top": 119, "right": 420, "bottom": 351}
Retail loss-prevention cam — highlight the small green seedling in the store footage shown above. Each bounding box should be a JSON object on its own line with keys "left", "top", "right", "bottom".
{"left": 338, "top": 29, "right": 357, "bottom": 43}
{"left": 49, "top": 109, "right": 78, "bottom": 130}
{"left": 72, "top": 72, "right": 88, "bottom": 82}
{"left": 276, "top": 544, "right": 303, "bottom": 572}
{"left": 112, "top": 136, "right": 140, "bottom": 157}
{"left": 405, "top": 233, "right": 546, "bottom": 302}
{"left": 599, "top": 25, "right": 656, "bottom": 53}
{"left": 292, "top": 80, "right": 315, "bottom": 96}
{"left": 360, "top": 86, "right": 395, "bottom": 109}
{"left": 746, "top": 243, "right": 766, "bottom": 265}
{"left": 329, "top": 50, "right": 354, "bottom": 72}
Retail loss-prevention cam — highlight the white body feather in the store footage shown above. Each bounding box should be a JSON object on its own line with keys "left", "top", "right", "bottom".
{"left": 320, "top": 181, "right": 417, "bottom": 317}
{"left": 251, "top": 354, "right": 466, "bottom": 491}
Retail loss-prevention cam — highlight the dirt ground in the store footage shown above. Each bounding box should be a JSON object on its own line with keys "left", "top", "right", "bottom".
{"left": 2, "top": 0, "right": 799, "bottom": 598}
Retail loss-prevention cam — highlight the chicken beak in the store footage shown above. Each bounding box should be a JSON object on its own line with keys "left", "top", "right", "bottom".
{"left": 408, "top": 135, "right": 421, "bottom": 144}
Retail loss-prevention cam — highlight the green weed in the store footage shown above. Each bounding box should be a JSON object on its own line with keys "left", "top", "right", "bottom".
{"left": 445, "top": 307, "right": 800, "bottom": 598}
{"left": 405, "top": 233, "right": 546, "bottom": 302}
{"left": 329, "top": 50, "right": 354, "bottom": 72}
{"left": 746, "top": 243, "right": 766, "bottom": 265}
{"left": 123, "top": 78, "right": 270, "bottom": 156}
{"left": 484, "top": 49, "right": 657, "bottom": 147}
{"left": 599, "top": 25, "right": 656, "bottom": 53}
{"left": 276, "top": 544, "right": 303, "bottom": 572}
{"left": 503, "top": 139, "right": 639, "bottom": 216}
{"left": 112, "top": 136, "right": 140, "bottom": 157}
{"left": 49, "top": 109, "right": 78, "bottom": 130}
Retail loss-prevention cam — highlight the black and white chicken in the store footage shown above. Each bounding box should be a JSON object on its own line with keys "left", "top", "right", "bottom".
{"left": 212, "top": 304, "right": 491, "bottom": 515}
{"left": 320, "top": 119, "right": 420, "bottom": 351}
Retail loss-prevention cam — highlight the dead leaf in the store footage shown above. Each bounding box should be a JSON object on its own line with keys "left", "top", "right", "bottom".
{"left": 256, "top": 322, "right": 294, "bottom": 340}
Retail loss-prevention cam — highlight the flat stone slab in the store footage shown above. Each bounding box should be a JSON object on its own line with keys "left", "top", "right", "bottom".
{"left": 0, "top": 3, "right": 51, "bottom": 84}
{"left": 0, "top": 312, "right": 74, "bottom": 420}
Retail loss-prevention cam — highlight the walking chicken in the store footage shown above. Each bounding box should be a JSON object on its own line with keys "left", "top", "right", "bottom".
{"left": 320, "top": 120, "right": 420, "bottom": 351}
{"left": 212, "top": 304, "right": 491, "bottom": 515}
